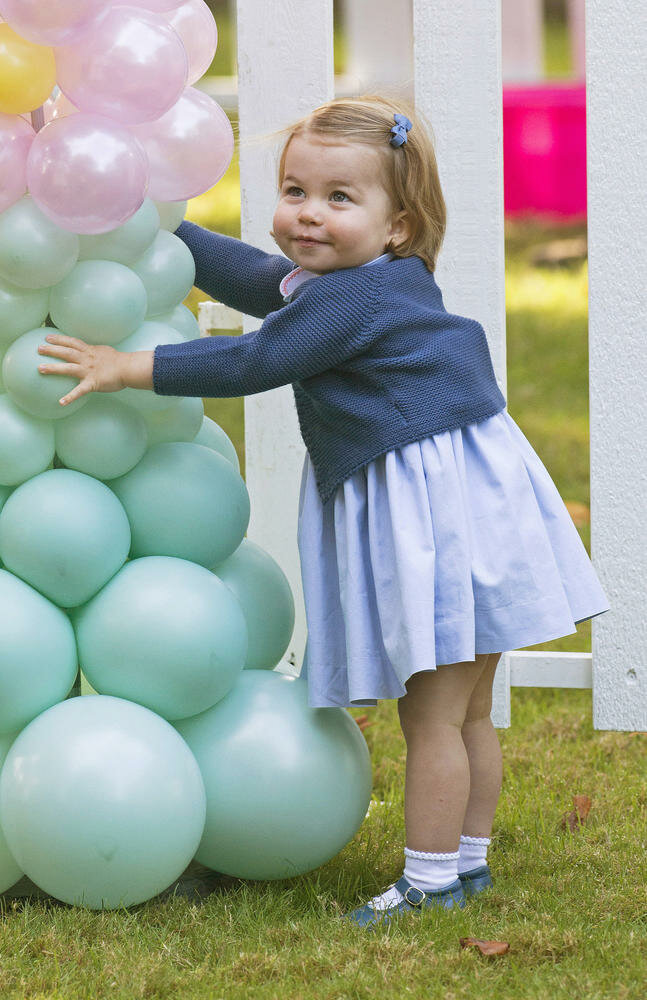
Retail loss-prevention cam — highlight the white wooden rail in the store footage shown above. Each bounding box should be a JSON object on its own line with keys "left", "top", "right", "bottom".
{"left": 197, "top": 0, "right": 645, "bottom": 731}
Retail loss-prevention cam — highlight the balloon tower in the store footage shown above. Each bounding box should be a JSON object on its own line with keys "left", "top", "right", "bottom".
{"left": 0, "top": 0, "right": 371, "bottom": 909}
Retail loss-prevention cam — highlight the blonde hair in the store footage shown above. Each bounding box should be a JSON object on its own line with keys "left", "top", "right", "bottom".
{"left": 274, "top": 95, "right": 447, "bottom": 272}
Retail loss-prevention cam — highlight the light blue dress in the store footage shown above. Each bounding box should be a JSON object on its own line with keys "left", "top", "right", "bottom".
{"left": 288, "top": 261, "right": 611, "bottom": 710}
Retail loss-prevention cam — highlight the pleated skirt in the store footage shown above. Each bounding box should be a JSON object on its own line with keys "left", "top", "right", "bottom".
{"left": 297, "top": 409, "right": 610, "bottom": 709}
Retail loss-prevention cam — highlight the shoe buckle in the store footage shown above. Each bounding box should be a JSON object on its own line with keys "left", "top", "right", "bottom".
{"left": 404, "top": 885, "right": 425, "bottom": 906}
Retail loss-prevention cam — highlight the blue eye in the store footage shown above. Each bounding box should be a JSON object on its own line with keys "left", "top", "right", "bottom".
{"left": 330, "top": 191, "right": 350, "bottom": 203}
{"left": 285, "top": 186, "right": 304, "bottom": 197}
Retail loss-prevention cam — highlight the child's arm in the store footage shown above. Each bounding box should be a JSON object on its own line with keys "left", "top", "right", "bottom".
{"left": 152, "top": 265, "right": 383, "bottom": 398}
{"left": 174, "top": 221, "right": 294, "bottom": 318}
{"left": 39, "top": 266, "right": 383, "bottom": 406}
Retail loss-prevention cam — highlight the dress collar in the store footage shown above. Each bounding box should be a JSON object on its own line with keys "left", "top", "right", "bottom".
{"left": 280, "top": 251, "right": 394, "bottom": 302}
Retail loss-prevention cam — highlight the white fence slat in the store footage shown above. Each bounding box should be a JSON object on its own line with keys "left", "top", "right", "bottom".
{"left": 236, "top": 0, "right": 334, "bottom": 676}
{"left": 501, "top": 0, "right": 543, "bottom": 83}
{"left": 509, "top": 652, "right": 592, "bottom": 689}
{"left": 585, "top": 2, "right": 647, "bottom": 731}
{"left": 413, "top": 0, "right": 510, "bottom": 727}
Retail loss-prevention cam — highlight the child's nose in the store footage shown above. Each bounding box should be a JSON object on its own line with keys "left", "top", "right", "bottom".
{"left": 297, "top": 199, "right": 324, "bottom": 224}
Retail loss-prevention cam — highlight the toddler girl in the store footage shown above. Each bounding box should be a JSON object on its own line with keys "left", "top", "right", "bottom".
{"left": 38, "top": 95, "right": 610, "bottom": 929}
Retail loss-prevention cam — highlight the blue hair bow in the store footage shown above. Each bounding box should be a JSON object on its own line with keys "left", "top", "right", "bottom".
{"left": 389, "top": 113, "right": 413, "bottom": 148}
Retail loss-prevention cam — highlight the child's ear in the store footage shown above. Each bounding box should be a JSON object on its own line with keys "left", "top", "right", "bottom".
{"left": 388, "top": 210, "right": 411, "bottom": 252}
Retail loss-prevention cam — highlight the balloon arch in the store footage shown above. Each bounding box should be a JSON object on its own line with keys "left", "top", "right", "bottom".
{"left": 0, "top": 0, "right": 372, "bottom": 910}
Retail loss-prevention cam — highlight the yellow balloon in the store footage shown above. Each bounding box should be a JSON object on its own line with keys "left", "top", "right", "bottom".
{"left": 0, "top": 24, "right": 56, "bottom": 115}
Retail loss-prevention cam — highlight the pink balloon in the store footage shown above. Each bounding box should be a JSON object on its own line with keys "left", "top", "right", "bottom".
{"left": 0, "top": 114, "right": 34, "bottom": 212}
{"left": 131, "top": 89, "right": 233, "bottom": 201}
{"left": 55, "top": 7, "right": 188, "bottom": 126}
{"left": 165, "top": 0, "right": 218, "bottom": 86}
{"left": 127, "top": 0, "right": 184, "bottom": 11}
{"left": 26, "top": 113, "right": 149, "bottom": 235}
{"left": 0, "top": 0, "right": 105, "bottom": 46}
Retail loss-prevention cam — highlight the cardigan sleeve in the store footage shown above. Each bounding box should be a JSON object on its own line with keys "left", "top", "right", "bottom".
{"left": 174, "top": 220, "right": 294, "bottom": 318}
{"left": 152, "top": 265, "right": 384, "bottom": 398}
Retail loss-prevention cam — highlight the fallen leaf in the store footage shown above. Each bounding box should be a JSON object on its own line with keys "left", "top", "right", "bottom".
{"left": 354, "top": 714, "right": 373, "bottom": 732}
{"left": 559, "top": 794, "right": 592, "bottom": 832}
{"left": 459, "top": 937, "right": 509, "bottom": 956}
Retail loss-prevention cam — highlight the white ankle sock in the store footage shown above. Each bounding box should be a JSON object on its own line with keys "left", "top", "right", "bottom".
{"left": 403, "top": 847, "right": 460, "bottom": 892}
{"left": 457, "top": 834, "right": 490, "bottom": 874}
{"left": 367, "top": 848, "right": 460, "bottom": 912}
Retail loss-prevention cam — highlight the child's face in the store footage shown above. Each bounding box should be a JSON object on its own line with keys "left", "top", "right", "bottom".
{"left": 272, "top": 133, "right": 408, "bottom": 274}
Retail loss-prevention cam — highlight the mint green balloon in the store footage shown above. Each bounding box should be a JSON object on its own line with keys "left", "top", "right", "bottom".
{"left": 155, "top": 201, "right": 187, "bottom": 233}
{"left": 77, "top": 198, "right": 160, "bottom": 266}
{"left": 213, "top": 539, "right": 295, "bottom": 670}
{"left": 49, "top": 260, "right": 148, "bottom": 346}
{"left": 130, "top": 230, "right": 195, "bottom": 317}
{"left": 0, "top": 695, "right": 206, "bottom": 909}
{"left": 175, "top": 671, "right": 372, "bottom": 880}
{"left": 0, "top": 196, "right": 79, "bottom": 290}
{"left": 0, "top": 469, "right": 131, "bottom": 608}
{"left": 0, "top": 277, "right": 49, "bottom": 348}
{"left": 154, "top": 303, "right": 200, "bottom": 340}
{"left": 0, "top": 393, "right": 55, "bottom": 486}
{"left": 0, "top": 731, "right": 23, "bottom": 893}
{"left": 55, "top": 394, "right": 148, "bottom": 480}
{"left": 193, "top": 416, "right": 240, "bottom": 472}
{"left": 0, "top": 569, "right": 77, "bottom": 734}
{"left": 75, "top": 557, "right": 248, "bottom": 721}
{"left": 108, "top": 442, "right": 250, "bottom": 568}
{"left": 142, "top": 395, "right": 204, "bottom": 447}
{"left": 3, "top": 327, "right": 89, "bottom": 420}
{"left": 116, "top": 320, "right": 184, "bottom": 413}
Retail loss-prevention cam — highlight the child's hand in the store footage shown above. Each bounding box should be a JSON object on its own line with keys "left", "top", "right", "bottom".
{"left": 37, "top": 333, "right": 153, "bottom": 407}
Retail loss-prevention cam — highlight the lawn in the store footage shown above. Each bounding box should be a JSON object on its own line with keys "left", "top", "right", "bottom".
{"left": 2, "top": 683, "right": 644, "bottom": 1000}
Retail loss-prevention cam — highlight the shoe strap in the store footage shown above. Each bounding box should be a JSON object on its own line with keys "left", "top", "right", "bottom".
{"left": 394, "top": 875, "right": 426, "bottom": 906}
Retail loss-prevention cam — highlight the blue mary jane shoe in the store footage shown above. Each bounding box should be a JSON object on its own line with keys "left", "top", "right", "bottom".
{"left": 341, "top": 875, "right": 466, "bottom": 929}
{"left": 458, "top": 864, "right": 493, "bottom": 897}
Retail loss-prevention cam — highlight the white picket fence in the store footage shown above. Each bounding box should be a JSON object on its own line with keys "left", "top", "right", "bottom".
{"left": 198, "top": 0, "right": 646, "bottom": 732}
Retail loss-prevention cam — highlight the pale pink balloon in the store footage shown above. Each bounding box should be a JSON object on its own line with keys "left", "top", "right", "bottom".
{"left": 131, "top": 88, "right": 234, "bottom": 201}
{"left": 0, "top": 0, "right": 105, "bottom": 46}
{"left": 0, "top": 114, "right": 35, "bottom": 212}
{"left": 166, "top": 0, "right": 218, "bottom": 85}
{"left": 127, "top": 0, "right": 184, "bottom": 11}
{"left": 55, "top": 7, "right": 188, "bottom": 126}
{"left": 26, "top": 113, "right": 150, "bottom": 235}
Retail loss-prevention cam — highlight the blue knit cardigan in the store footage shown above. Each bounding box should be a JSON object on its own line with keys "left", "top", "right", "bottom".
{"left": 153, "top": 221, "right": 507, "bottom": 505}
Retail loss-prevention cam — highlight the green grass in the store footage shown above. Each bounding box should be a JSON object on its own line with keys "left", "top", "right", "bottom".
{"left": 2, "top": 687, "right": 645, "bottom": 999}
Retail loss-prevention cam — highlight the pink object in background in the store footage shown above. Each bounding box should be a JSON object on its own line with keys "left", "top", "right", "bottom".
{"left": 503, "top": 82, "right": 586, "bottom": 221}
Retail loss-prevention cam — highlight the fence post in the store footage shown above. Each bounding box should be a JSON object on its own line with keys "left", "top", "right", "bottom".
{"left": 235, "top": 0, "right": 334, "bottom": 675}
{"left": 585, "top": 0, "right": 647, "bottom": 731}
{"left": 413, "top": 0, "right": 510, "bottom": 726}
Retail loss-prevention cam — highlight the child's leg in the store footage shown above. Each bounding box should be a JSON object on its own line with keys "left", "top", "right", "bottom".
{"left": 460, "top": 652, "right": 503, "bottom": 838}
{"left": 350, "top": 656, "right": 494, "bottom": 914}
{"left": 397, "top": 654, "right": 492, "bottom": 852}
